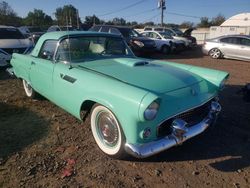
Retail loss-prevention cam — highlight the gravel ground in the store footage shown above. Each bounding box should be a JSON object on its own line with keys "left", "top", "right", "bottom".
{"left": 0, "top": 47, "right": 250, "bottom": 188}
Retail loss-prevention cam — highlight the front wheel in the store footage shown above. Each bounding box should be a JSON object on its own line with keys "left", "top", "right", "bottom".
{"left": 209, "top": 48, "right": 222, "bottom": 59}
{"left": 161, "top": 45, "right": 170, "bottom": 54}
{"left": 22, "top": 79, "right": 37, "bottom": 98}
{"left": 90, "top": 104, "right": 126, "bottom": 158}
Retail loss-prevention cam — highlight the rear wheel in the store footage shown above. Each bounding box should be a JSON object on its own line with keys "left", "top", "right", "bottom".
{"left": 22, "top": 79, "right": 37, "bottom": 98}
{"left": 90, "top": 104, "right": 126, "bottom": 158}
{"left": 209, "top": 48, "right": 222, "bottom": 59}
{"left": 161, "top": 45, "right": 170, "bottom": 54}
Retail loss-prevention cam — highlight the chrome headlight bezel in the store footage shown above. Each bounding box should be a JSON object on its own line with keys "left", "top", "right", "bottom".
{"left": 144, "top": 100, "right": 160, "bottom": 121}
{"left": 219, "top": 78, "right": 228, "bottom": 90}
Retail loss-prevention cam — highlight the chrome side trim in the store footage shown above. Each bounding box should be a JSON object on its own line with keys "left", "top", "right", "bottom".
{"left": 125, "top": 101, "right": 221, "bottom": 158}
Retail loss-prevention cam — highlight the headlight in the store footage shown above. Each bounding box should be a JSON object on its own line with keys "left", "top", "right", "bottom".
{"left": 133, "top": 40, "right": 144, "bottom": 47}
{"left": 144, "top": 100, "right": 160, "bottom": 120}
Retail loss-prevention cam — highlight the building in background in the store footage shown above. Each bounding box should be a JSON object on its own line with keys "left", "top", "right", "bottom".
{"left": 209, "top": 13, "right": 250, "bottom": 39}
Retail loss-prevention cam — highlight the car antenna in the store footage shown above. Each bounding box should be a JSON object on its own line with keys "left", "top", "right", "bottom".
{"left": 66, "top": 14, "right": 73, "bottom": 69}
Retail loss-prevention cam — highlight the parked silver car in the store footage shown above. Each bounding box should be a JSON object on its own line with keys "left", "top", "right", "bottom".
{"left": 203, "top": 35, "right": 250, "bottom": 61}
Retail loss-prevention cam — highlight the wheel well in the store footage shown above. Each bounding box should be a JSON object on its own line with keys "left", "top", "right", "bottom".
{"left": 80, "top": 100, "right": 96, "bottom": 120}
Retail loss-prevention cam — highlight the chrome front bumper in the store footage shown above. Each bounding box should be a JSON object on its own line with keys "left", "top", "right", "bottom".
{"left": 125, "top": 101, "right": 221, "bottom": 158}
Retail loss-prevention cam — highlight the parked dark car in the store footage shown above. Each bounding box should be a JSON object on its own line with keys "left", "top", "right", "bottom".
{"left": 47, "top": 25, "right": 78, "bottom": 32}
{"left": 89, "top": 25, "right": 156, "bottom": 55}
{"left": 19, "top": 26, "right": 45, "bottom": 43}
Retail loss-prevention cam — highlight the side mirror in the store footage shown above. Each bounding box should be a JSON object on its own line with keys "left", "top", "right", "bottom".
{"left": 42, "top": 51, "right": 52, "bottom": 60}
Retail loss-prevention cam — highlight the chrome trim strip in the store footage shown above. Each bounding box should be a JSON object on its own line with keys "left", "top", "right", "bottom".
{"left": 125, "top": 101, "right": 221, "bottom": 158}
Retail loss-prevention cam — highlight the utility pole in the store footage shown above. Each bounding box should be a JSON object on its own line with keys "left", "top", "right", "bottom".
{"left": 76, "top": 9, "right": 80, "bottom": 29}
{"left": 158, "top": 0, "right": 166, "bottom": 27}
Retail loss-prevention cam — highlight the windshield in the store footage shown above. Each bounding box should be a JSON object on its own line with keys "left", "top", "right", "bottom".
{"left": 28, "top": 27, "right": 43, "bottom": 33}
{"left": 172, "top": 28, "right": 183, "bottom": 36}
{"left": 118, "top": 28, "right": 141, "bottom": 38}
{"left": 0, "top": 28, "right": 25, "bottom": 39}
{"left": 56, "top": 36, "right": 133, "bottom": 62}
{"left": 60, "top": 27, "right": 77, "bottom": 31}
{"left": 159, "top": 32, "right": 173, "bottom": 39}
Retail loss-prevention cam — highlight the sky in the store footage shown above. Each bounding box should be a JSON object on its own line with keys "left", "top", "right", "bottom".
{"left": 5, "top": 0, "right": 250, "bottom": 24}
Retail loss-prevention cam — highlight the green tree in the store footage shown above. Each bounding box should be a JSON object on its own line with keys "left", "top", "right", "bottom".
{"left": 197, "top": 17, "right": 211, "bottom": 28}
{"left": 23, "top": 9, "right": 53, "bottom": 27}
{"left": 144, "top": 21, "right": 155, "bottom": 26}
{"left": 84, "top": 15, "right": 103, "bottom": 25}
{"left": 211, "top": 14, "right": 225, "bottom": 26}
{"left": 112, "top": 17, "right": 126, "bottom": 25}
{"left": 55, "top": 4, "right": 81, "bottom": 26}
{"left": 179, "top": 21, "right": 194, "bottom": 28}
{"left": 0, "top": 1, "right": 22, "bottom": 26}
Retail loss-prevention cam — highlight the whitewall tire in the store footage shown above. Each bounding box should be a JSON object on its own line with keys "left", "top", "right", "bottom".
{"left": 22, "top": 79, "right": 36, "bottom": 98}
{"left": 90, "top": 104, "right": 126, "bottom": 158}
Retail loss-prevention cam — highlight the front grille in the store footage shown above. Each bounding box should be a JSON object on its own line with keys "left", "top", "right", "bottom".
{"left": 1, "top": 48, "right": 27, "bottom": 55}
{"left": 157, "top": 100, "right": 212, "bottom": 137}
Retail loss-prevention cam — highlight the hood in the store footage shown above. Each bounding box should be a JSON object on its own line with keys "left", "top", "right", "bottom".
{"left": 0, "top": 39, "right": 32, "bottom": 49}
{"left": 77, "top": 58, "right": 203, "bottom": 94}
{"left": 183, "top": 28, "right": 195, "bottom": 36}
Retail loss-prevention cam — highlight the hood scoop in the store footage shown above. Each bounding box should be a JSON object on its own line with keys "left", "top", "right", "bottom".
{"left": 114, "top": 58, "right": 150, "bottom": 67}
{"left": 134, "top": 61, "right": 149, "bottom": 66}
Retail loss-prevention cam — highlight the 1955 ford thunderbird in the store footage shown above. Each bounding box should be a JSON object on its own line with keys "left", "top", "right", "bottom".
{"left": 10, "top": 31, "right": 229, "bottom": 158}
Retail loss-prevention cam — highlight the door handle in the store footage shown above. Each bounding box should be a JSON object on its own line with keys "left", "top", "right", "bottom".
{"left": 31, "top": 61, "right": 36, "bottom": 65}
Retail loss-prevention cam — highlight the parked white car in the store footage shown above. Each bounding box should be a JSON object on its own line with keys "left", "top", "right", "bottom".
{"left": 143, "top": 27, "right": 195, "bottom": 48}
{"left": 141, "top": 31, "right": 185, "bottom": 54}
{"left": 0, "top": 26, "right": 34, "bottom": 67}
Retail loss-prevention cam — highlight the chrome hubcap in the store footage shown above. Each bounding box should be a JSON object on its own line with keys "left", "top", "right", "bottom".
{"left": 96, "top": 111, "right": 119, "bottom": 147}
{"left": 210, "top": 49, "right": 220, "bottom": 58}
{"left": 23, "top": 80, "right": 33, "bottom": 95}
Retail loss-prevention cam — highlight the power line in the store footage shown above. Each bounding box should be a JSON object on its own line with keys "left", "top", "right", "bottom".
{"left": 142, "top": 12, "right": 161, "bottom": 23}
{"left": 97, "top": 0, "right": 149, "bottom": 17}
{"left": 124, "top": 8, "right": 158, "bottom": 18}
{"left": 166, "top": 11, "right": 204, "bottom": 19}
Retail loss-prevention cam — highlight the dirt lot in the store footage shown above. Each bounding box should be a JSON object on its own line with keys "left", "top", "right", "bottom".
{"left": 0, "top": 48, "right": 250, "bottom": 188}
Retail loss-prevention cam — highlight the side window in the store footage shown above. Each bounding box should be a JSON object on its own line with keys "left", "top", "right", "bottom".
{"left": 38, "top": 40, "right": 57, "bottom": 60}
{"left": 165, "top": 29, "right": 174, "bottom": 36}
{"left": 109, "top": 28, "right": 121, "bottom": 35}
{"left": 240, "top": 38, "right": 250, "bottom": 46}
{"left": 100, "top": 26, "right": 109, "bottom": 33}
{"left": 221, "top": 37, "right": 239, "bottom": 45}
{"left": 220, "top": 37, "right": 229, "bottom": 43}
{"left": 89, "top": 26, "right": 101, "bottom": 32}
{"left": 151, "top": 33, "right": 160, "bottom": 39}
{"left": 149, "top": 32, "right": 154, "bottom": 38}
{"left": 142, "top": 32, "right": 150, "bottom": 37}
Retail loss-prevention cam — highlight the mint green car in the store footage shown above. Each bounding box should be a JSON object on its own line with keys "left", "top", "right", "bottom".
{"left": 10, "top": 31, "right": 229, "bottom": 158}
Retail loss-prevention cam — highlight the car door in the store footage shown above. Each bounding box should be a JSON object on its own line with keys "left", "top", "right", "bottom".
{"left": 237, "top": 37, "right": 250, "bottom": 60}
{"left": 219, "top": 37, "right": 239, "bottom": 58}
{"left": 148, "top": 32, "right": 161, "bottom": 50}
{"left": 29, "top": 40, "right": 57, "bottom": 99}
